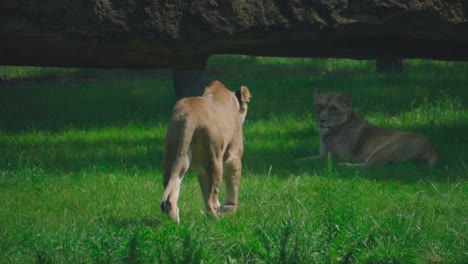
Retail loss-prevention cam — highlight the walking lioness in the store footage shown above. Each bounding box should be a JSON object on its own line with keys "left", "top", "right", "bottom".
{"left": 161, "top": 81, "right": 251, "bottom": 223}
{"left": 302, "top": 89, "right": 438, "bottom": 167}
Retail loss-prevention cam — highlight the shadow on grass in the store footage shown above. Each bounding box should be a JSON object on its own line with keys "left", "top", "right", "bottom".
{"left": 296, "top": 159, "right": 467, "bottom": 184}
{"left": 0, "top": 67, "right": 170, "bottom": 83}
{"left": 0, "top": 69, "right": 175, "bottom": 132}
{"left": 1, "top": 137, "right": 164, "bottom": 176}
{"left": 241, "top": 113, "right": 467, "bottom": 183}
{"left": 1, "top": 58, "right": 467, "bottom": 184}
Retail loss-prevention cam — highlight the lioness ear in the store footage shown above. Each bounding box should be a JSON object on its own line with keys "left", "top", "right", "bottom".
{"left": 340, "top": 93, "right": 353, "bottom": 106}
{"left": 239, "top": 85, "right": 251, "bottom": 103}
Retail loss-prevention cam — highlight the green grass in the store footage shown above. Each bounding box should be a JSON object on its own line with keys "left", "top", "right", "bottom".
{"left": 0, "top": 56, "right": 467, "bottom": 263}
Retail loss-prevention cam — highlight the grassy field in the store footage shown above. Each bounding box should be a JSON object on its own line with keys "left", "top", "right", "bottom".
{"left": 0, "top": 56, "right": 467, "bottom": 263}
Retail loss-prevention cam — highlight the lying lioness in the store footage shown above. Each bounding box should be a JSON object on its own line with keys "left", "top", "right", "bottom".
{"left": 301, "top": 89, "right": 438, "bottom": 167}
{"left": 161, "top": 80, "right": 251, "bottom": 223}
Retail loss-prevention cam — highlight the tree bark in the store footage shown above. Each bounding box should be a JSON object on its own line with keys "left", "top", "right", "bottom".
{"left": 171, "top": 69, "right": 208, "bottom": 99}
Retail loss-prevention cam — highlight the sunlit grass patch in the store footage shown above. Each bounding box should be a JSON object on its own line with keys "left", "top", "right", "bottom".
{"left": 0, "top": 66, "right": 74, "bottom": 81}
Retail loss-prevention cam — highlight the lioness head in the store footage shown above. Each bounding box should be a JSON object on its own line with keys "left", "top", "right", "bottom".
{"left": 235, "top": 85, "right": 252, "bottom": 123}
{"left": 314, "top": 89, "right": 352, "bottom": 134}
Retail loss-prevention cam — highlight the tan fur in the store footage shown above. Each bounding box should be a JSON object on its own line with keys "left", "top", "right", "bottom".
{"left": 161, "top": 80, "right": 251, "bottom": 223}
{"left": 300, "top": 89, "right": 438, "bottom": 167}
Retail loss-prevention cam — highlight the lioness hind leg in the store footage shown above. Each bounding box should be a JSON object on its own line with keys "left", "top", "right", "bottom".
{"left": 220, "top": 158, "right": 242, "bottom": 214}
{"left": 197, "top": 172, "right": 220, "bottom": 218}
{"left": 161, "top": 153, "right": 190, "bottom": 224}
{"left": 363, "top": 138, "right": 438, "bottom": 167}
{"left": 198, "top": 158, "right": 223, "bottom": 218}
{"left": 363, "top": 143, "right": 403, "bottom": 166}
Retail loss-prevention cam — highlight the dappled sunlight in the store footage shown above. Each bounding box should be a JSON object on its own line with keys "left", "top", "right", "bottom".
{"left": 0, "top": 124, "right": 167, "bottom": 143}
{"left": 397, "top": 95, "right": 465, "bottom": 127}
{"left": 0, "top": 125, "right": 167, "bottom": 178}
{"left": 0, "top": 66, "right": 79, "bottom": 81}
{"left": 365, "top": 94, "right": 465, "bottom": 127}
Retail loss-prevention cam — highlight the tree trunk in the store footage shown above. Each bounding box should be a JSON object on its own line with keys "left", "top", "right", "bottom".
{"left": 376, "top": 58, "right": 406, "bottom": 73}
{"left": 171, "top": 69, "right": 208, "bottom": 99}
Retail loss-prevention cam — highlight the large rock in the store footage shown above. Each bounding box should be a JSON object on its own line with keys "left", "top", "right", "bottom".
{"left": 1, "top": 0, "right": 467, "bottom": 69}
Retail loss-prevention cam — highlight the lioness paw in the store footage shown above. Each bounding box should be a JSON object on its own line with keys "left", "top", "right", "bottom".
{"left": 160, "top": 200, "right": 172, "bottom": 213}
{"left": 218, "top": 205, "right": 237, "bottom": 214}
